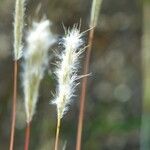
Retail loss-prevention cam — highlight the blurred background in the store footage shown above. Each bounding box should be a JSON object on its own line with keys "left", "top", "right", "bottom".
{"left": 0, "top": 0, "right": 148, "bottom": 149}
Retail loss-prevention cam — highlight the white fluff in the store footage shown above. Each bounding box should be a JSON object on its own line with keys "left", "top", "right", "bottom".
{"left": 23, "top": 20, "right": 56, "bottom": 123}
{"left": 53, "top": 26, "right": 85, "bottom": 119}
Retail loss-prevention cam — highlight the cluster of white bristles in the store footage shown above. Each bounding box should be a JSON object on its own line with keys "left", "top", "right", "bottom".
{"left": 23, "top": 20, "right": 85, "bottom": 122}
{"left": 53, "top": 26, "right": 85, "bottom": 120}
{"left": 23, "top": 20, "right": 56, "bottom": 123}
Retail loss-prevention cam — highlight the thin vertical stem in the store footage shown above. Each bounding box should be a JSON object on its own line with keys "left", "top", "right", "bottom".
{"left": 76, "top": 28, "right": 95, "bottom": 150}
{"left": 9, "top": 60, "right": 18, "bottom": 150}
{"left": 76, "top": 0, "right": 103, "bottom": 148}
{"left": 24, "top": 122, "right": 31, "bottom": 150}
{"left": 54, "top": 117, "right": 61, "bottom": 150}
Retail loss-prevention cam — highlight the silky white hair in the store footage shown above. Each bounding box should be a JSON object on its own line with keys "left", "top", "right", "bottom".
{"left": 53, "top": 26, "right": 85, "bottom": 120}
{"left": 23, "top": 19, "right": 56, "bottom": 123}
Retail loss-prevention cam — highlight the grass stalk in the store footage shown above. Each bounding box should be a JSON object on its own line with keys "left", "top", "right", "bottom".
{"left": 24, "top": 122, "right": 31, "bottom": 150}
{"left": 54, "top": 117, "right": 61, "bottom": 150}
{"left": 76, "top": 27, "right": 94, "bottom": 150}
{"left": 53, "top": 26, "right": 85, "bottom": 150}
{"left": 76, "top": 0, "right": 103, "bottom": 150}
{"left": 9, "top": 60, "right": 18, "bottom": 150}
{"left": 9, "top": 0, "right": 25, "bottom": 148}
{"left": 23, "top": 20, "right": 55, "bottom": 150}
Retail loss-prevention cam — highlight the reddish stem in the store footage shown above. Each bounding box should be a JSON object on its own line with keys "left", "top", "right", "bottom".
{"left": 24, "top": 122, "right": 31, "bottom": 150}
{"left": 76, "top": 28, "right": 95, "bottom": 150}
{"left": 9, "top": 60, "right": 18, "bottom": 150}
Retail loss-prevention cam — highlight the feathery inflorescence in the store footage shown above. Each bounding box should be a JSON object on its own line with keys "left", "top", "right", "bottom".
{"left": 14, "top": 0, "right": 25, "bottom": 60}
{"left": 53, "top": 26, "right": 85, "bottom": 120}
{"left": 23, "top": 20, "right": 56, "bottom": 123}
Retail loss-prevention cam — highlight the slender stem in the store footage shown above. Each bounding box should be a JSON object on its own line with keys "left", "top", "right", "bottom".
{"left": 76, "top": 28, "right": 95, "bottom": 150}
{"left": 54, "top": 117, "right": 61, "bottom": 150}
{"left": 9, "top": 60, "right": 18, "bottom": 150}
{"left": 76, "top": 0, "right": 102, "bottom": 149}
{"left": 140, "top": 2, "right": 150, "bottom": 150}
{"left": 24, "top": 122, "right": 31, "bottom": 150}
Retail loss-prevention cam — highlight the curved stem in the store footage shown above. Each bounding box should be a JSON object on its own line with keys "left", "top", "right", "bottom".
{"left": 24, "top": 122, "right": 31, "bottom": 150}
{"left": 54, "top": 117, "right": 61, "bottom": 150}
{"left": 76, "top": 28, "right": 95, "bottom": 150}
{"left": 9, "top": 60, "right": 18, "bottom": 150}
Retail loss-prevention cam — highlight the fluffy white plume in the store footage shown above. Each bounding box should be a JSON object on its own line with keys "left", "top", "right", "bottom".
{"left": 53, "top": 26, "right": 85, "bottom": 119}
{"left": 23, "top": 20, "right": 56, "bottom": 123}
{"left": 14, "top": 0, "right": 25, "bottom": 60}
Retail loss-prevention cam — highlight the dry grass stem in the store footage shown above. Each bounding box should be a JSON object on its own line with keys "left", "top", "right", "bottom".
{"left": 76, "top": 0, "right": 103, "bottom": 150}
{"left": 9, "top": 61, "right": 18, "bottom": 150}
{"left": 9, "top": 0, "right": 25, "bottom": 149}
{"left": 24, "top": 123, "right": 31, "bottom": 150}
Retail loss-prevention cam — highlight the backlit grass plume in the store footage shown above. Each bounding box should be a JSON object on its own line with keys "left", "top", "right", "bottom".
{"left": 9, "top": 0, "right": 25, "bottom": 149}
{"left": 14, "top": 0, "right": 25, "bottom": 60}
{"left": 53, "top": 26, "right": 85, "bottom": 150}
{"left": 23, "top": 19, "right": 56, "bottom": 123}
